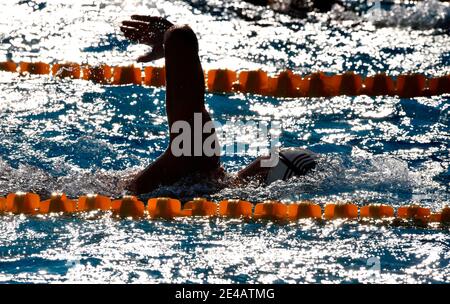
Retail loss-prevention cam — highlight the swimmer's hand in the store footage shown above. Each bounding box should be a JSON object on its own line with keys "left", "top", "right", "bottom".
{"left": 120, "top": 16, "right": 174, "bottom": 62}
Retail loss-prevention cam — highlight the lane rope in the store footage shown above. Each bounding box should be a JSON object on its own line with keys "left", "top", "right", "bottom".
{"left": 1, "top": 192, "right": 449, "bottom": 227}
{"left": 1, "top": 61, "right": 449, "bottom": 97}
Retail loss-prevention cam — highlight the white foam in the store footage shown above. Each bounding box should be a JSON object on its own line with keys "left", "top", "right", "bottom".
{"left": 0, "top": 157, "right": 134, "bottom": 198}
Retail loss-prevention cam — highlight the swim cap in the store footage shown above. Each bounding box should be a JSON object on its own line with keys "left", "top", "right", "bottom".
{"left": 266, "top": 148, "right": 317, "bottom": 184}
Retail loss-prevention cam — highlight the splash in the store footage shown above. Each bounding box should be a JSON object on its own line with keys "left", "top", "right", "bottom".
{"left": 211, "top": 153, "right": 424, "bottom": 205}
{"left": 0, "top": 157, "right": 134, "bottom": 198}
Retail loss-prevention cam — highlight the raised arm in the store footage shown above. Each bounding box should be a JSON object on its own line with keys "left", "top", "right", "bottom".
{"left": 120, "top": 16, "right": 221, "bottom": 194}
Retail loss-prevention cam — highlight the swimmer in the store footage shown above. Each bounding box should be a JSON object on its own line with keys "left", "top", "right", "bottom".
{"left": 120, "top": 16, "right": 316, "bottom": 194}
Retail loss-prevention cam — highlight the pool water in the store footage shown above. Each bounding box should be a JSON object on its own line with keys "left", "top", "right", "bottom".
{"left": 0, "top": 0, "right": 449, "bottom": 283}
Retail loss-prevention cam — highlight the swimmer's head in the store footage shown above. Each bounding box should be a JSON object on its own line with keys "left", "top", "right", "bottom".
{"left": 164, "top": 25, "right": 199, "bottom": 56}
{"left": 266, "top": 148, "right": 317, "bottom": 184}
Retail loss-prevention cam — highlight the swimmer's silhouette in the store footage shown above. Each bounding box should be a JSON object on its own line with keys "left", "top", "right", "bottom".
{"left": 121, "top": 16, "right": 316, "bottom": 195}
{"left": 121, "top": 17, "right": 220, "bottom": 194}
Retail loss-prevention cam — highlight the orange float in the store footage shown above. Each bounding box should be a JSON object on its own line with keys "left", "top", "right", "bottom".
{"left": 396, "top": 74, "right": 426, "bottom": 98}
{"left": 0, "top": 197, "right": 6, "bottom": 213}
{"left": 40, "top": 193, "right": 76, "bottom": 214}
{"left": 253, "top": 200, "right": 288, "bottom": 221}
{"left": 77, "top": 194, "right": 111, "bottom": 211}
{"left": 218, "top": 199, "right": 252, "bottom": 218}
{"left": 237, "top": 70, "right": 269, "bottom": 95}
{"left": 52, "top": 63, "right": 81, "bottom": 79}
{"left": 179, "top": 208, "right": 192, "bottom": 216}
{"left": 428, "top": 75, "right": 450, "bottom": 96}
{"left": 363, "top": 73, "right": 396, "bottom": 96}
{"left": 304, "top": 72, "right": 340, "bottom": 97}
{"left": 5, "top": 192, "right": 40, "bottom": 215}
{"left": 112, "top": 65, "right": 142, "bottom": 85}
{"left": 287, "top": 201, "right": 322, "bottom": 220}
{"left": 324, "top": 203, "right": 358, "bottom": 219}
{"left": 360, "top": 204, "right": 394, "bottom": 218}
{"left": 183, "top": 197, "right": 217, "bottom": 216}
{"left": 144, "top": 66, "right": 166, "bottom": 87}
{"left": 0, "top": 61, "right": 18, "bottom": 72}
{"left": 19, "top": 61, "right": 50, "bottom": 75}
{"left": 441, "top": 207, "right": 450, "bottom": 223}
{"left": 267, "top": 70, "right": 301, "bottom": 97}
{"left": 338, "top": 72, "right": 363, "bottom": 96}
{"left": 397, "top": 205, "right": 430, "bottom": 220}
{"left": 183, "top": 201, "right": 194, "bottom": 210}
{"left": 207, "top": 69, "right": 237, "bottom": 93}
{"left": 82, "top": 65, "right": 112, "bottom": 84}
{"left": 147, "top": 197, "right": 182, "bottom": 219}
{"left": 111, "top": 196, "right": 145, "bottom": 218}
{"left": 429, "top": 213, "right": 441, "bottom": 222}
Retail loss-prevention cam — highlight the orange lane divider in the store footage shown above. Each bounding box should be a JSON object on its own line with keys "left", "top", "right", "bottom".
{"left": 0, "top": 61, "right": 17, "bottom": 72}
{"left": 428, "top": 76, "right": 450, "bottom": 96}
{"left": 0, "top": 197, "right": 6, "bottom": 213}
{"left": 440, "top": 207, "right": 449, "bottom": 223}
{"left": 5, "top": 192, "right": 40, "bottom": 215}
{"left": 362, "top": 73, "right": 396, "bottom": 96}
{"left": 147, "top": 197, "right": 183, "bottom": 219}
{"left": 360, "top": 204, "right": 394, "bottom": 218}
{"left": 77, "top": 194, "right": 112, "bottom": 211}
{"left": 112, "top": 65, "right": 142, "bottom": 85}
{"left": 287, "top": 201, "right": 322, "bottom": 220}
{"left": 82, "top": 65, "right": 112, "bottom": 84}
{"left": 397, "top": 205, "right": 431, "bottom": 220}
{"left": 111, "top": 196, "right": 145, "bottom": 218}
{"left": 253, "top": 200, "right": 288, "bottom": 221}
{"left": 1, "top": 192, "right": 450, "bottom": 226}
{"left": 268, "top": 70, "right": 302, "bottom": 97}
{"left": 40, "top": 193, "right": 76, "bottom": 214}
{"left": 339, "top": 72, "right": 363, "bottom": 96}
{"left": 144, "top": 66, "right": 166, "bottom": 87}
{"left": 305, "top": 72, "right": 340, "bottom": 97}
{"left": 218, "top": 199, "right": 253, "bottom": 218}
{"left": 324, "top": 203, "right": 358, "bottom": 219}
{"left": 183, "top": 197, "right": 217, "bottom": 216}
{"left": 19, "top": 61, "right": 50, "bottom": 75}
{"left": 396, "top": 74, "right": 426, "bottom": 98}
{"left": 1, "top": 60, "right": 449, "bottom": 97}
{"left": 52, "top": 63, "right": 81, "bottom": 79}
{"left": 236, "top": 70, "right": 269, "bottom": 95}
{"left": 207, "top": 69, "right": 237, "bottom": 93}
{"left": 430, "top": 207, "right": 450, "bottom": 223}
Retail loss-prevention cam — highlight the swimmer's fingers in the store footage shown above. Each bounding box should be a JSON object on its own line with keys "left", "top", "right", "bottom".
{"left": 120, "top": 26, "right": 138, "bottom": 35}
{"left": 130, "top": 15, "right": 174, "bottom": 33}
{"left": 122, "top": 20, "right": 148, "bottom": 30}
{"left": 120, "top": 26, "right": 141, "bottom": 41}
{"left": 130, "top": 15, "right": 173, "bottom": 28}
{"left": 130, "top": 15, "right": 161, "bottom": 22}
{"left": 122, "top": 20, "right": 168, "bottom": 35}
{"left": 120, "top": 26, "right": 160, "bottom": 44}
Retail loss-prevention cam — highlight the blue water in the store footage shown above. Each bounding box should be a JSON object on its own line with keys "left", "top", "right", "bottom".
{"left": 0, "top": 0, "right": 449, "bottom": 283}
